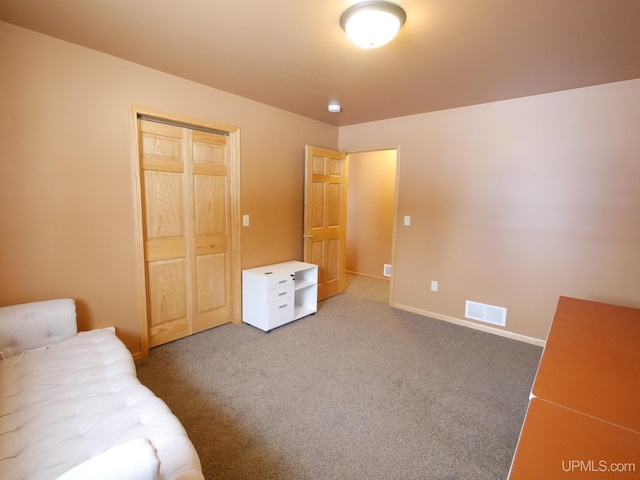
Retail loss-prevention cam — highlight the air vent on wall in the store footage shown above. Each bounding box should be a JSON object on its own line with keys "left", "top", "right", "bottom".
{"left": 465, "top": 301, "right": 507, "bottom": 327}
{"left": 383, "top": 264, "right": 392, "bottom": 277}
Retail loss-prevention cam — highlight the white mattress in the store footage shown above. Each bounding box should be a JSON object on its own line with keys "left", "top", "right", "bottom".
{"left": 0, "top": 328, "right": 203, "bottom": 480}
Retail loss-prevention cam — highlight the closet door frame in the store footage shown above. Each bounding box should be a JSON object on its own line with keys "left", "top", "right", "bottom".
{"left": 130, "top": 106, "right": 242, "bottom": 358}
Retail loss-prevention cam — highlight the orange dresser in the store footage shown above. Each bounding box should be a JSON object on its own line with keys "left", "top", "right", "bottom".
{"left": 508, "top": 296, "right": 640, "bottom": 479}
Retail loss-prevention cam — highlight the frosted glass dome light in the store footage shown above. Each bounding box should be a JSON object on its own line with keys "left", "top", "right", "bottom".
{"left": 340, "top": 1, "right": 406, "bottom": 49}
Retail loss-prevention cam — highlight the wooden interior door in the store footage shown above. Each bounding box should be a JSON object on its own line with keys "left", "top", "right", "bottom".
{"left": 138, "top": 119, "right": 233, "bottom": 347}
{"left": 303, "top": 146, "right": 349, "bottom": 300}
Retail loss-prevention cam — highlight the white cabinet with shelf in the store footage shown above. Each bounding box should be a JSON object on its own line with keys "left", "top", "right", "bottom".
{"left": 242, "top": 261, "right": 318, "bottom": 332}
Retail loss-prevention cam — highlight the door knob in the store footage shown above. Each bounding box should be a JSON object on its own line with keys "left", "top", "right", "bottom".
{"left": 303, "top": 233, "right": 314, "bottom": 239}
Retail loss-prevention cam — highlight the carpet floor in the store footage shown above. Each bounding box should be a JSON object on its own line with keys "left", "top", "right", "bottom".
{"left": 136, "top": 274, "right": 542, "bottom": 480}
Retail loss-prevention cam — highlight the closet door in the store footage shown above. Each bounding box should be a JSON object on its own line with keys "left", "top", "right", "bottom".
{"left": 138, "top": 119, "right": 232, "bottom": 347}
{"left": 191, "top": 130, "right": 232, "bottom": 333}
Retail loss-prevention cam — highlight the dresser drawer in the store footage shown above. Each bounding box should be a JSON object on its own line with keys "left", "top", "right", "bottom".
{"left": 266, "top": 274, "right": 293, "bottom": 290}
{"left": 267, "top": 284, "right": 294, "bottom": 302}
{"left": 268, "top": 298, "right": 294, "bottom": 329}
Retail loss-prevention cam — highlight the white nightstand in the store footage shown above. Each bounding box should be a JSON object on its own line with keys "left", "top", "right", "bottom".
{"left": 242, "top": 261, "right": 318, "bottom": 332}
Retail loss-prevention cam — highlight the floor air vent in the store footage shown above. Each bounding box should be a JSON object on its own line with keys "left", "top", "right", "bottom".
{"left": 465, "top": 301, "right": 507, "bottom": 327}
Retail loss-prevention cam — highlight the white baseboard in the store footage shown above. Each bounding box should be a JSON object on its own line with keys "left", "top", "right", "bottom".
{"left": 391, "top": 302, "right": 546, "bottom": 347}
{"left": 346, "top": 270, "right": 390, "bottom": 281}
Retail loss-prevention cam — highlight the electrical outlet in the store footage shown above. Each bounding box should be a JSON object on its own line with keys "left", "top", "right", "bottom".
{"left": 431, "top": 280, "right": 438, "bottom": 292}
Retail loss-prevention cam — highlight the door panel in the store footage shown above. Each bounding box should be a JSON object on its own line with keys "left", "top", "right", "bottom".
{"left": 139, "top": 121, "right": 190, "bottom": 347}
{"left": 328, "top": 183, "right": 341, "bottom": 226}
{"left": 194, "top": 175, "right": 227, "bottom": 234}
{"left": 304, "top": 146, "right": 348, "bottom": 300}
{"left": 311, "top": 182, "right": 325, "bottom": 228}
{"left": 190, "top": 129, "right": 232, "bottom": 333}
{"left": 194, "top": 252, "right": 228, "bottom": 332}
{"left": 140, "top": 122, "right": 183, "bottom": 162}
{"left": 327, "top": 238, "right": 340, "bottom": 282}
{"left": 196, "top": 253, "right": 227, "bottom": 310}
{"left": 309, "top": 241, "right": 324, "bottom": 284}
{"left": 147, "top": 258, "right": 189, "bottom": 345}
{"left": 144, "top": 171, "right": 184, "bottom": 237}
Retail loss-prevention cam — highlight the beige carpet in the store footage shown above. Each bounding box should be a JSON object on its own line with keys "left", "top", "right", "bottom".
{"left": 136, "top": 274, "right": 542, "bottom": 479}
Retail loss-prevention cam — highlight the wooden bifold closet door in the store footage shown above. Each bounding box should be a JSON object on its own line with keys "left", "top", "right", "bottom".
{"left": 137, "top": 118, "right": 234, "bottom": 347}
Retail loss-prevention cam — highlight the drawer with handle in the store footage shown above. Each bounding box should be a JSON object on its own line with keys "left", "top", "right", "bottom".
{"left": 268, "top": 299, "right": 295, "bottom": 330}
{"left": 266, "top": 274, "right": 294, "bottom": 290}
{"left": 267, "top": 285, "right": 294, "bottom": 302}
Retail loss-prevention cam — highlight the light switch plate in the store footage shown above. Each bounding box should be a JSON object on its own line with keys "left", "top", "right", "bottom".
{"left": 404, "top": 215, "right": 411, "bottom": 226}
{"left": 242, "top": 215, "right": 250, "bottom": 226}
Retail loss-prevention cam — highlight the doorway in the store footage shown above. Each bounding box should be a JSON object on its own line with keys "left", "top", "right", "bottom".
{"left": 345, "top": 149, "right": 398, "bottom": 280}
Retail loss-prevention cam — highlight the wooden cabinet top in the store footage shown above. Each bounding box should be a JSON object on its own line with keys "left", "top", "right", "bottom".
{"left": 509, "top": 398, "right": 640, "bottom": 479}
{"left": 510, "top": 296, "right": 640, "bottom": 479}
{"left": 532, "top": 296, "right": 640, "bottom": 433}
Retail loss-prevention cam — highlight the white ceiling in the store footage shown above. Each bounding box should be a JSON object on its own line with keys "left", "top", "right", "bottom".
{"left": 1, "top": 0, "right": 639, "bottom": 126}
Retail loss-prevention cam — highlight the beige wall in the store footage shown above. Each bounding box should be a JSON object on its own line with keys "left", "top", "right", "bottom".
{"left": 0, "top": 22, "right": 337, "bottom": 355}
{"left": 3, "top": 21, "right": 640, "bottom": 351}
{"left": 339, "top": 79, "right": 640, "bottom": 341}
{"left": 345, "top": 150, "right": 396, "bottom": 279}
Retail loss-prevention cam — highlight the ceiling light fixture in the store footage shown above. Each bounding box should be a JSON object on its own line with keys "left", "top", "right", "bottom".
{"left": 328, "top": 102, "right": 342, "bottom": 113}
{"left": 340, "top": 1, "right": 406, "bottom": 49}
